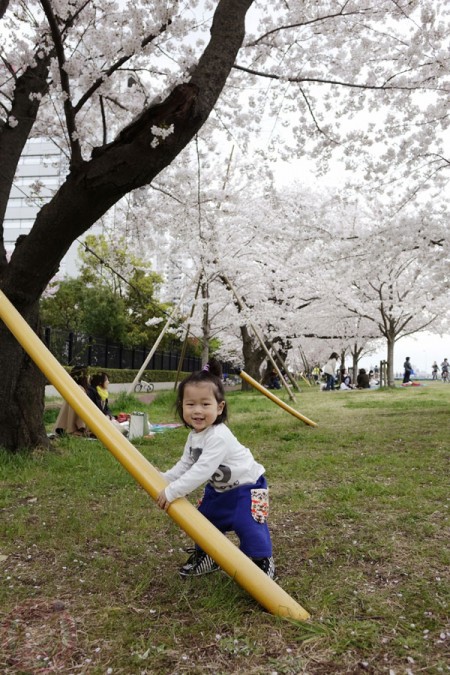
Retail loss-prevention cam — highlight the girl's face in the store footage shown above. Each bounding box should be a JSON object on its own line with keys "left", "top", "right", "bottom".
{"left": 182, "top": 382, "right": 225, "bottom": 432}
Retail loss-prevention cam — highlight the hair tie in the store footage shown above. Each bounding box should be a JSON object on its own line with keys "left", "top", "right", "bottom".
{"left": 202, "top": 364, "right": 210, "bottom": 372}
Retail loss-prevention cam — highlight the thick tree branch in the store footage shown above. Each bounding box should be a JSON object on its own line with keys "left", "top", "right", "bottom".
{"left": 0, "top": 0, "right": 9, "bottom": 19}
{"left": 232, "top": 64, "right": 439, "bottom": 92}
{"left": 39, "top": 0, "right": 82, "bottom": 166}
{"left": 0, "top": 53, "right": 51, "bottom": 267}
{"left": 6, "top": 0, "right": 255, "bottom": 303}
{"left": 247, "top": 7, "right": 371, "bottom": 46}
{"left": 73, "top": 22, "right": 171, "bottom": 114}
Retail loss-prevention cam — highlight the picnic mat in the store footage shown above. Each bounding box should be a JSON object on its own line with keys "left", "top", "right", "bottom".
{"left": 144, "top": 423, "right": 182, "bottom": 437}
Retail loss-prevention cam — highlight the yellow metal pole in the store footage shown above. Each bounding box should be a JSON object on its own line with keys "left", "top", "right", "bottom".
{"left": 300, "top": 373, "right": 312, "bottom": 387}
{"left": 240, "top": 370, "right": 318, "bottom": 428}
{"left": 0, "top": 290, "right": 309, "bottom": 621}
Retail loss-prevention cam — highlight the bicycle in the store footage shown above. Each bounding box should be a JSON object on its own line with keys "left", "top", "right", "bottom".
{"left": 134, "top": 379, "right": 155, "bottom": 393}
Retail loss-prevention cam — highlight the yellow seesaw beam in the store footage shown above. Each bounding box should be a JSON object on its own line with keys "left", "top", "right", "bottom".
{"left": 0, "top": 290, "right": 309, "bottom": 621}
{"left": 240, "top": 371, "right": 318, "bottom": 428}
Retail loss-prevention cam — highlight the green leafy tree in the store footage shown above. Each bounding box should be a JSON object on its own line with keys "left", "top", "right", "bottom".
{"left": 40, "top": 277, "right": 129, "bottom": 342}
{"left": 40, "top": 278, "right": 85, "bottom": 332}
{"left": 41, "top": 235, "right": 187, "bottom": 349}
{"left": 81, "top": 289, "right": 128, "bottom": 343}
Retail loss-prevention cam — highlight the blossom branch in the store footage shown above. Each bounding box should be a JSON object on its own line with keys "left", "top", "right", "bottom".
{"left": 39, "top": 0, "right": 81, "bottom": 165}
{"left": 73, "top": 21, "right": 172, "bottom": 114}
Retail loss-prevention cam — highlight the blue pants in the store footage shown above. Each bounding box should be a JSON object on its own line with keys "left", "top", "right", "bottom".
{"left": 325, "top": 373, "right": 335, "bottom": 390}
{"left": 197, "top": 474, "right": 272, "bottom": 558}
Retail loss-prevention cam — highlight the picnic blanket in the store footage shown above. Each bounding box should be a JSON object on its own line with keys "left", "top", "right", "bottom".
{"left": 144, "top": 423, "right": 182, "bottom": 437}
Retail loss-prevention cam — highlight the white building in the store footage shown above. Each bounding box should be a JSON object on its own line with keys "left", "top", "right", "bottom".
{"left": 5, "top": 138, "right": 88, "bottom": 277}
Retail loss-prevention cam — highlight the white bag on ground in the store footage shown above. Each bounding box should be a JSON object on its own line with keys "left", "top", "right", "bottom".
{"left": 129, "top": 412, "right": 150, "bottom": 440}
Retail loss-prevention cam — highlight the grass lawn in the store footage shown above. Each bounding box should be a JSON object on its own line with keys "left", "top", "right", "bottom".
{"left": 0, "top": 382, "right": 449, "bottom": 674}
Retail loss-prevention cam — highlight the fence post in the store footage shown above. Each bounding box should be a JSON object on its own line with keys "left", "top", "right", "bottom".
{"left": 43, "top": 327, "right": 201, "bottom": 373}
{"left": 68, "top": 332, "right": 74, "bottom": 364}
{"left": 87, "top": 336, "right": 93, "bottom": 366}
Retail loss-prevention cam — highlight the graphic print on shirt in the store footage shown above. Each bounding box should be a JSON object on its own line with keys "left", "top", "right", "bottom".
{"left": 189, "top": 444, "right": 237, "bottom": 491}
{"left": 210, "top": 464, "right": 238, "bottom": 490}
{"left": 189, "top": 446, "right": 203, "bottom": 462}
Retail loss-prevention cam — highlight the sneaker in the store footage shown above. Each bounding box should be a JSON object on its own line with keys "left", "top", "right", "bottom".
{"left": 179, "top": 549, "right": 219, "bottom": 577}
{"left": 252, "top": 556, "right": 276, "bottom": 579}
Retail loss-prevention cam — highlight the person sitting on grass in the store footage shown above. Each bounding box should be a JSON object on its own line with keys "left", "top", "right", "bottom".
{"left": 89, "top": 371, "right": 129, "bottom": 435}
{"left": 339, "top": 368, "right": 355, "bottom": 390}
{"left": 156, "top": 359, "right": 275, "bottom": 579}
{"left": 369, "top": 370, "right": 379, "bottom": 388}
{"left": 89, "top": 372, "right": 114, "bottom": 418}
{"left": 356, "top": 368, "right": 370, "bottom": 389}
{"left": 54, "top": 366, "right": 90, "bottom": 436}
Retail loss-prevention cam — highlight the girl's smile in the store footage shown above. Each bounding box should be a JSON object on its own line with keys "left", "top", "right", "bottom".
{"left": 182, "top": 382, "right": 225, "bottom": 432}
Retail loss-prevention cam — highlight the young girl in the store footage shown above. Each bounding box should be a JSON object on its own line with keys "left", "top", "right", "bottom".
{"left": 157, "top": 360, "right": 275, "bottom": 579}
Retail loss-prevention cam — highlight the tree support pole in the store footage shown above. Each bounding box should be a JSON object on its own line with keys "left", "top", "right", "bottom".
{"left": 127, "top": 270, "right": 202, "bottom": 395}
{"left": 173, "top": 272, "right": 203, "bottom": 391}
{"left": 220, "top": 273, "right": 296, "bottom": 402}
{"left": 240, "top": 370, "right": 318, "bottom": 428}
{"left": 0, "top": 290, "right": 310, "bottom": 622}
{"left": 297, "top": 346, "right": 312, "bottom": 387}
{"left": 300, "top": 373, "right": 312, "bottom": 387}
{"left": 270, "top": 343, "right": 301, "bottom": 392}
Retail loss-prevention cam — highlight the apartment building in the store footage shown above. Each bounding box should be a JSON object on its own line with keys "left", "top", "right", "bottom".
{"left": 4, "top": 138, "right": 83, "bottom": 276}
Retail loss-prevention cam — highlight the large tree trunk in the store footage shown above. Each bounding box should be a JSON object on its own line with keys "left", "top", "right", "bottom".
{"left": 387, "top": 335, "right": 396, "bottom": 386}
{"left": 241, "top": 325, "right": 266, "bottom": 390}
{"left": 0, "top": 305, "right": 47, "bottom": 451}
{"left": 0, "top": 0, "right": 254, "bottom": 452}
{"left": 351, "top": 343, "right": 364, "bottom": 385}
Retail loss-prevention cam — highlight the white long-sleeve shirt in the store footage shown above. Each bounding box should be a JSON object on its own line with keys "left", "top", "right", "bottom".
{"left": 323, "top": 358, "right": 337, "bottom": 376}
{"left": 162, "top": 424, "right": 265, "bottom": 502}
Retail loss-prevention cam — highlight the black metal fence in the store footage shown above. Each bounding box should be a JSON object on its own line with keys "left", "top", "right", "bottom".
{"left": 42, "top": 327, "right": 202, "bottom": 372}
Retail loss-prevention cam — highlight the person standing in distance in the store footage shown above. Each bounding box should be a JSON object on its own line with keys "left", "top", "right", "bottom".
{"left": 403, "top": 357, "right": 413, "bottom": 384}
{"left": 323, "top": 352, "right": 339, "bottom": 391}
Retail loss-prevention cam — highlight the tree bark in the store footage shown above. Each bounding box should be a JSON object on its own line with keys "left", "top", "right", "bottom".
{"left": 0, "top": 54, "right": 50, "bottom": 266}
{"left": 241, "top": 325, "right": 266, "bottom": 390}
{"left": 0, "top": 0, "right": 10, "bottom": 20}
{"left": 200, "top": 280, "right": 211, "bottom": 366}
{"left": 0, "top": 306, "right": 48, "bottom": 452}
{"left": 0, "top": 0, "right": 254, "bottom": 452}
{"left": 387, "top": 335, "right": 395, "bottom": 386}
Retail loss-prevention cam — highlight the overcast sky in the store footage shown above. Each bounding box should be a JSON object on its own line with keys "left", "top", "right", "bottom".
{"left": 359, "top": 332, "right": 449, "bottom": 376}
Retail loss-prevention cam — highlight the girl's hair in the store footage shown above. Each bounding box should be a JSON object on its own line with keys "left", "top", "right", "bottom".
{"left": 330, "top": 352, "right": 339, "bottom": 360}
{"left": 91, "top": 372, "right": 109, "bottom": 388}
{"left": 176, "top": 358, "right": 228, "bottom": 427}
{"left": 70, "top": 365, "right": 90, "bottom": 390}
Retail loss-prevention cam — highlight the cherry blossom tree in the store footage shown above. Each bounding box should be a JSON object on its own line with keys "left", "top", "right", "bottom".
{"left": 318, "top": 202, "right": 449, "bottom": 385}
{"left": 1, "top": 0, "right": 449, "bottom": 450}
{"left": 134, "top": 166, "right": 448, "bottom": 388}
{"left": 133, "top": 150, "right": 284, "bottom": 378}
{"left": 0, "top": 0, "right": 255, "bottom": 451}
